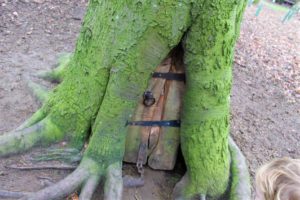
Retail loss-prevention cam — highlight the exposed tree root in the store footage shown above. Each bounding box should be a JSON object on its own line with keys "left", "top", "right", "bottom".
{"left": 0, "top": 48, "right": 110, "bottom": 199}
{"left": 36, "top": 53, "right": 72, "bottom": 83}
{"left": 1, "top": 157, "right": 124, "bottom": 200}
{"left": 16, "top": 108, "right": 47, "bottom": 131}
{"left": 19, "top": 158, "right": 96, "bottom": 200}
{"left": 0, "top": 177, "right": 54, "bottom": 199}
{"left": 0, "top": 190, "right": 31, "bottom": 199}
{"left": 172, "top": 173, "right": 189, "bottom": 200}
{"left": 79, "top": 176, "right": 100, "bottom": 200}
{"left": 31, "top": 148, "right": 82, "bottom": 163}
{"left": 26, "top": 79, "right": 49, "bottom": 103}
{"left": 37, "top": 68, "right": 63, "bottom": 83}
{"left": 5, "top": 164, "right": 76, "bottom": 170}
{"left": 0, "top": 120, "right": 51, "bottom": 156}
{"left": 103, "top": 162, "right": 123, "bottom": 200}
{"left": 228, "top": 137, "right": 251, "bottom": 200}
{"left": 172, "top": 137, "right": 251, "bottom": 200}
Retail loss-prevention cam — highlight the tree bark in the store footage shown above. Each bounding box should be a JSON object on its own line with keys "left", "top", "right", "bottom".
{"left": 179, "top": 0, "right": 247, "bottom": 198}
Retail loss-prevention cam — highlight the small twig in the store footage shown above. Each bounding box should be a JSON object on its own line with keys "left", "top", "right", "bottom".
{"left": 37, "top": 176, "right": 53, "bottom": 181}
{"left": 234, "top": 60, "right": 247, "bottom": 68}
{"left": 5, "top": 164, "right": 77, "bottom": 171}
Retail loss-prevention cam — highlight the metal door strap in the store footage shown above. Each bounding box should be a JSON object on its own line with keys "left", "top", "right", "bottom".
{"left": 152, "top": 72, "right": 186, "bottom": 82}
{"left": 126, "top": 120, "right": 181, "bottom": 127}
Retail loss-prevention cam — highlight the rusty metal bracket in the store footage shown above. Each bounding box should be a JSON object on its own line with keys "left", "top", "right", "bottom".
{"left": 136, "top": 142, "right": 147, "bottom": 178}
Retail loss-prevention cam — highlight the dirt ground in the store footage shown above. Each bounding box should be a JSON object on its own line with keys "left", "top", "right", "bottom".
{"left": 0, "top": 0, "right": 299, "bottom": 199}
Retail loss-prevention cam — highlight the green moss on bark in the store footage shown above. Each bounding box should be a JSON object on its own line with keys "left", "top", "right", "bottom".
{"left": 74, "top": 1, "right": 192, "bottom": 167}
{"left": 180, "top": 0, "right": 246, "bottom": 198}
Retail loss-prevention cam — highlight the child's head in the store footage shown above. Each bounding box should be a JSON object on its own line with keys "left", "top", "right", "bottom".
{"left": 255, "top": 157, "right": 300, "bottom": 200}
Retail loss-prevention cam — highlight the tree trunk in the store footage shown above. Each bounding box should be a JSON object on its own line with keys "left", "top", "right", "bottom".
{"left": 0, "top": 1, "right": 250, "bottom": 199}
{"left": 180, "top": 0, "right": 237, "bottom": 197}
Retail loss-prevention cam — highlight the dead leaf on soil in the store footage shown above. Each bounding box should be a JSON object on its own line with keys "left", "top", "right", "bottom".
{"left": 66, "top": 193, "right": 79, "bottom": 200}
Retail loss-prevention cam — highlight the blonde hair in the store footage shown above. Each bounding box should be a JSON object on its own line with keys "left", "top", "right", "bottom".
{"left": 255, "top": 157, "right": 300, "bottom": 200}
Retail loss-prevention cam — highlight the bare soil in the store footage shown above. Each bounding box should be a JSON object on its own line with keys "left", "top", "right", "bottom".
{"left": 0, "top": 1, "right": 299, "bottom": 199}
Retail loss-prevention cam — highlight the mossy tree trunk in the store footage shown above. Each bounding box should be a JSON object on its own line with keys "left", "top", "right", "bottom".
{"left": 0, "top": 1, "right": 250, "bottom": 200}
{"left": 177, "top": 1, "right": 248, "bottom": 199}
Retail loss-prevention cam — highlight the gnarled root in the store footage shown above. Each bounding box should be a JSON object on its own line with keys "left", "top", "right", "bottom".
{"left": 26, "top": 79, "right": 49, "bottom": 104}
{"left": 0, "top": 118, "right": 63, "bottom": 157}
{"left": 79, "top": 175, "right": 100, "bottom": 200}
{"left": 227, "top": 137, "right": 251, "bottom": 200}
{"left": 37, "top": 53, "right": 72, "bottom": 83}
{"left": 16, "top": 107, "right": 47, "bottom": 131}
{"left": 172, "top": 173, "right": 190, "bottom": 200}
{"left": 0, "top": 190, "right": 31, "bottom": 199}
{"left": 19, "top": 158, "right": 95, "bottom": 200}
{"left": 1, "top": 158, "right": 122, "bottom": 200}
{"left": 31, "top": 148, "right": 82, "bottom": 163}
{"left": 172, "top": 137, "right": 251, "bottom": 200}
{"left": 103, "top": 162, "right": 123, "bottom": 200}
